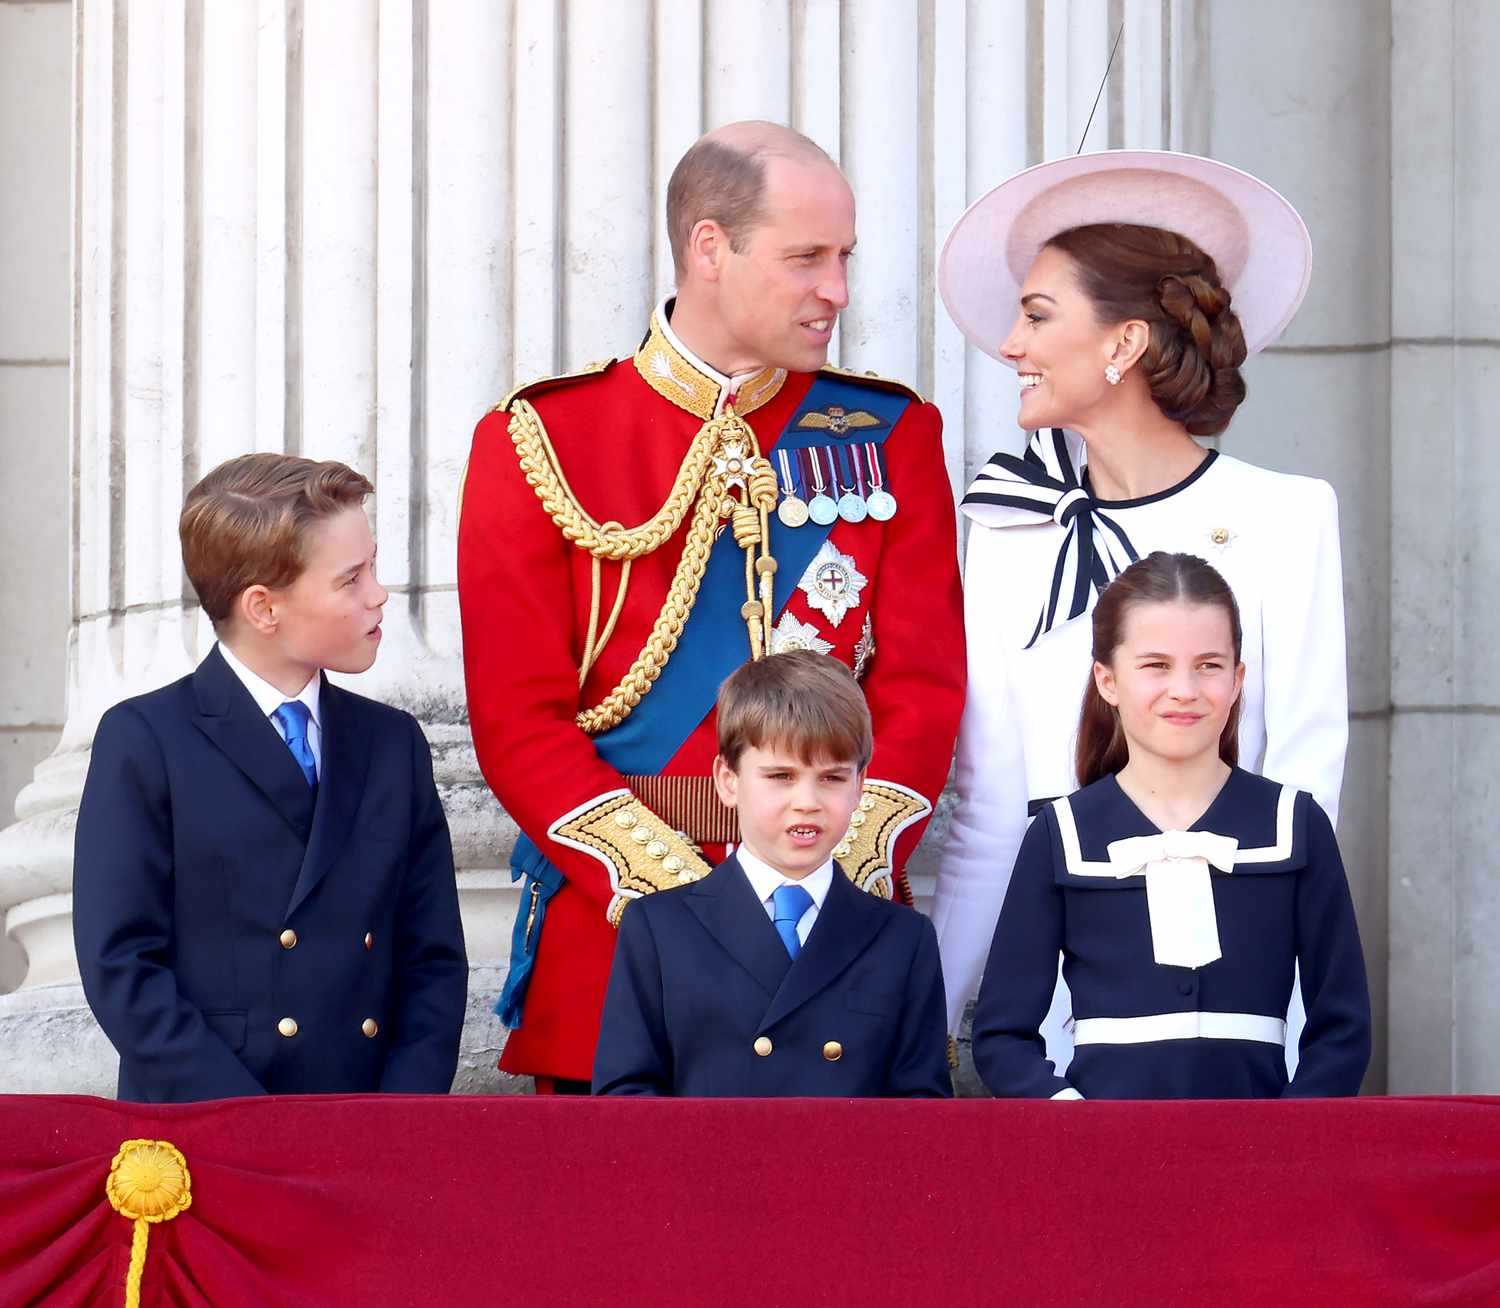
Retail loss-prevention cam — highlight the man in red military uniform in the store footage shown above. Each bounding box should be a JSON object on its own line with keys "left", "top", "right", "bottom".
{"left": 458, "top": 121, "right": 965, "bottom": 1091}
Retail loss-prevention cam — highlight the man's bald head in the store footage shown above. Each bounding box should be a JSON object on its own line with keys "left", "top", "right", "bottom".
{"left": 666, "top": 121, "right": 838, "bottom": 278}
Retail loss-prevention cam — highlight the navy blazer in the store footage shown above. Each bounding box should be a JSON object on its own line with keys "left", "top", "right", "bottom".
{"left": 73, "top": 645, "right": 468, "bottom": 1102}
{"left": 592, "top": 854, "right": 951, "bottom": 1097}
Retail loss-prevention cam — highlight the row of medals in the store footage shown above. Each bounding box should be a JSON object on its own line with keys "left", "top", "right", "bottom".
{"left": 775, "top": 446, "right": 897, "bottom": 529}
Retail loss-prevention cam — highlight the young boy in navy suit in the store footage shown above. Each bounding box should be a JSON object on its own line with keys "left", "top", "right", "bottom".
{"left": 592, "top": 651, "right": 950, "bottom": 1096}
{"left": 74, "top": 454, "right": 467, "bottom": 1102}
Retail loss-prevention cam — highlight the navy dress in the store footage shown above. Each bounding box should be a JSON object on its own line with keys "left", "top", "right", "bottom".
{"left": 972, "top": 767, "right": 1370, "bottom": 1099}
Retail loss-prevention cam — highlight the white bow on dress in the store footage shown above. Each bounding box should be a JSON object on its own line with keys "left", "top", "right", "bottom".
{"left": 1104, "top": 829, "right": 1240, "bottom": 969}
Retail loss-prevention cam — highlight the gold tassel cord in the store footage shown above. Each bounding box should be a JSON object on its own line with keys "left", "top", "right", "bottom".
{"left": 511, "top": 400, "right": 778, "bottom": 733}
{"left": 104, "top": 1139, "right": 192, "bottom": 1308}
{"left": 578, "top": 522, "right": 634, "bottom": 688}
{"left": 748, "top": 458, "right": 780, "bottom": 655}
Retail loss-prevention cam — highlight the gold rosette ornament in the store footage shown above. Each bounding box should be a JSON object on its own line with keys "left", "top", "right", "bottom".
{"left": 105, "top": 1138, "right": 192, "bottom": 1308}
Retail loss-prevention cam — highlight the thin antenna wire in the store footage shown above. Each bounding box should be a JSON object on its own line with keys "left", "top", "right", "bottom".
{"left": 1076, "top": 22, "right": 1125, "bottom": 154}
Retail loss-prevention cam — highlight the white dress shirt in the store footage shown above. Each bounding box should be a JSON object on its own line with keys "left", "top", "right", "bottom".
{"left": 217, "top": 641, "right": 324, "bottom": 773}
{"left": 735, "top": 844, "right": 835, "bottom": 948}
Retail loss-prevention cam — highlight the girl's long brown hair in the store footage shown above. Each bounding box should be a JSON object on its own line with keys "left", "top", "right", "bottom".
{"left": 1075, "top": 551, "right": 1244, "bottom": 788}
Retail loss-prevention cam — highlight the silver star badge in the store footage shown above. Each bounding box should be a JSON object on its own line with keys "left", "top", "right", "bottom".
{"left": 798, "top": 540, "right": 867, "bottom": 628}
{"left": 769, "top": 612, "right": 834, "bottom": 657}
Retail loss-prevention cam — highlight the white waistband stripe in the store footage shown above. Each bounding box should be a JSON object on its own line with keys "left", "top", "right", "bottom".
{"left": 1073, "top": 1012, "right": 1287, "bottom": 1047}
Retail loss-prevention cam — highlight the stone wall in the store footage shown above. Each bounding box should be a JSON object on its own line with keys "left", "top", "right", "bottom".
{"left": 1, "top": 0, "right": 1496, "bottom": 1094}
{"left": 0, "top": 0, "right": 71, "bottom": 994}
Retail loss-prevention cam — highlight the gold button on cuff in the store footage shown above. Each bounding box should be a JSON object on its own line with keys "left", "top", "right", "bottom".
{"left": 753, "top": 1036, "right": 773, "bottom": 1057}
{"left": 822, "top": 1041, "right": 843, "bottom": 1062}
{"left": 361, "top": 1018, "right": 379, "bottom": 1038}
{"left": 279, "top": 928, "right": 298, "bottom": 949}
{"left": 363, "top": 932, "right": 373, "bottom": 950}
{"left": 277, "top": 1017, "right": 299, "bottom": 1038}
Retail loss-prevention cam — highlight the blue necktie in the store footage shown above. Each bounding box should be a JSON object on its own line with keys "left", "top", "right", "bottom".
{"left": 272, "top": 701, "right": 318, "bottom": 791}
{"left": 770, "top": 883, "right": 814, "bottom": 960}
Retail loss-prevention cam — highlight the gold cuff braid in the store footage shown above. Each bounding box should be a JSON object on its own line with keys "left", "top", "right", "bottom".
{"left": 832, "top": 782, "right": 933, "bottom": 898}
{"left": 553, "top": 792, "right": 714, "bottom": 927}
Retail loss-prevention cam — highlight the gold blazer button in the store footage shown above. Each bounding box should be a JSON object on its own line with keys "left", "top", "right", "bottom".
{"left": 361, "top": 1018, "right": 379, "bottom": 1038}
{"left": 277, "top": 1017, "right": 299, "bottom": 1038}
{"left": 753, "top": 1036, "right": 773, "bottom": 1057}
{"left": 363, "top": 932, "right": 374, "bottom": 950}
{"left": 822, "top": 1041, "right": 843, "bottom": 1062}
{"left": 279, "top": 928, "right": 298, "bottom": 949}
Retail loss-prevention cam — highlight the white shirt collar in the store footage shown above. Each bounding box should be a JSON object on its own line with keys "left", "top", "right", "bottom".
{"left": 735, "top": 842, "right": 835, "bottom": 911}
{"left": 217, "top": 640, "right": 321, "bottom": 726}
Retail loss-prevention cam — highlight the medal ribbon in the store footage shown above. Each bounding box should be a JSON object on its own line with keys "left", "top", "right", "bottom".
{"left": 777, "top": 448, "right": 799, "bottom": 498}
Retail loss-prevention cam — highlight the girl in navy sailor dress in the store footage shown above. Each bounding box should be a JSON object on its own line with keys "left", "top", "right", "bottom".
{"left": 972, "top": 552, "right": 1371, "bottom": 1099}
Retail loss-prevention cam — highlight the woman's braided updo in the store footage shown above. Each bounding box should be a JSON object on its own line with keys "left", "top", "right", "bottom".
{"left": 1046, "top": 223, "right": 1249, "bottom": 436}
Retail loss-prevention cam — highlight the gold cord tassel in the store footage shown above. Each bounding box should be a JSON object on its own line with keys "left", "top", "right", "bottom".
{"left": 748, "top": 458, "right": 780, "bottom": 658}
{"left": 105, "top": 1139, "right": 192, "bottom": 1308}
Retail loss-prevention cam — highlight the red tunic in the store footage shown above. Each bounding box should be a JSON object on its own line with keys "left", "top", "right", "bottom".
{"left": 457, "top": 312, "right": 965, "bottom": 1081}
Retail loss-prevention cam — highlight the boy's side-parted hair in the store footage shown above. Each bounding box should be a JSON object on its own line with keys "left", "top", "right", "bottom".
{"left": 716, "top": 650, "right": 873, "bottom": 771}
{"left": 180, "top": 453, "right": 374, "bottom": 627}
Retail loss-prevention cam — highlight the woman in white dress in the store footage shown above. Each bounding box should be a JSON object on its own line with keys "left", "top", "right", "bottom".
{"left": 931, "top": 151, "right": 1347, "bottom": 1064}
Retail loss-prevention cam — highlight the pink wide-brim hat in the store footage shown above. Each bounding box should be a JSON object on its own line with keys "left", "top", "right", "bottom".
{"left": 938, "top": 149, "right": 1312, "bottom": 362}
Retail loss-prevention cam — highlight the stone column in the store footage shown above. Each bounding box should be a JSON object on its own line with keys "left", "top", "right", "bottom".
{"left": 0, "top": 0, "right": 1177, "bottom": 1096}
{"left": 0, "top": 0, "right": 514, "bottom": 1094}
{"left": 1387, "top": 0, "right": 1500, "bottom": 1094}
{"left": 0, "top": 1, "right": 71, "bottom": 996}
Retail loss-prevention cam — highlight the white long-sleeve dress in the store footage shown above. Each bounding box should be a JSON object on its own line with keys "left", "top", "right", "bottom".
{"left": 932, "top": 429, "right": 1348, "bottom": 1043}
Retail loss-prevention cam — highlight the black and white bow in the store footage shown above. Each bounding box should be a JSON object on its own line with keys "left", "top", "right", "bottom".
{"left": 961, "top": 428, "right": 1139, "bottom": 648}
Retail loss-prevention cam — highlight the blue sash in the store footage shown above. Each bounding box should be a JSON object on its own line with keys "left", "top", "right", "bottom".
{"left": 595, "top": 375, "right": 910, "bottom": 773}
{"left": 497, "top": 375, "right": 911, "bottom": 1027}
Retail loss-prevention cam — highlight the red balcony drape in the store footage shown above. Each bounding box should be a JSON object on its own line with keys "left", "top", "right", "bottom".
{"left": 1, "top": 1094, "right": 1497, "bottom": 1307}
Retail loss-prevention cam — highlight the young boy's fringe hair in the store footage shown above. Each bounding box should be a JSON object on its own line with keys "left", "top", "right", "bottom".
{"left": 717, "top": 650, "right": 873, "bottom": 771}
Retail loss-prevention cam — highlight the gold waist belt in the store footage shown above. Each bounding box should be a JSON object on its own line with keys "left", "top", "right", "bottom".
{"left": 624, "top": 775, "right": 739, "bottom": 846}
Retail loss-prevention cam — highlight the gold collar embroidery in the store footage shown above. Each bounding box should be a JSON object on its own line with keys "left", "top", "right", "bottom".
{"left": 633, "top": 303, "right": 786, "bottom": 421}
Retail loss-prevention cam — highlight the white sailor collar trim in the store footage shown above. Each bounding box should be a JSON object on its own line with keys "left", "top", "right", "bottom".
{"left": 1050, "top": 776, "right": 1301, "bottom": 881}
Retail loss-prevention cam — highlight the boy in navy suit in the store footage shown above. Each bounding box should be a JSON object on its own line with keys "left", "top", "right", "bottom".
{"left": 592, "top": 651, "right": 950, "bottom": 1096}
{"left": 74, "top": 454, "right": 467, "bottom": 1102}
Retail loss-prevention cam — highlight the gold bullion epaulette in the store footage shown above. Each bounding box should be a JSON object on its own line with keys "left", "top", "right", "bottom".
{"left": 496, "top": 358, "right": 615, "bottom": 414}
{"left": 817, "top": 364, "right": 927, "bottom": 407}
{"left": 833, "top": 780, "right": 933, "bottom": 899}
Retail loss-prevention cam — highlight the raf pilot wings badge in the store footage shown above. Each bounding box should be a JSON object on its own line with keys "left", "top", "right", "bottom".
{"left": 795, "top": 404, "right": 885, "bottom": 437}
